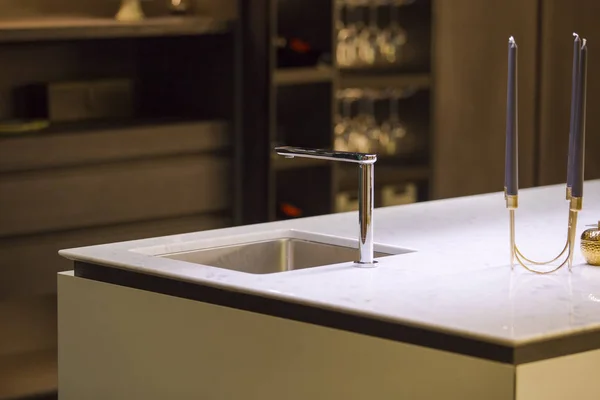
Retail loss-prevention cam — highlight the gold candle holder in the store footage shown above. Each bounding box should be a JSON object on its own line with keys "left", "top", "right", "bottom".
{"left": 506, "top": 190, "right": 582, "bottom": 274}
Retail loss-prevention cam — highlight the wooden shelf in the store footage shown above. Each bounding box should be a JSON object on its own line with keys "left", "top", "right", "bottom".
{"left": 0, "top": 117, "right": 227, "bottom": 136}
{"left": 272, "top": 155, "right": 329, "bottom": 170}
{"left": 339, "top": 73, "right": 431, "bottom": 90}
{"left": 274, "top": 67, "right": 334, "bottom": 86}
{"left": 0, "top": 16, "right": 230, "bottom": 43}
{"left": 0, "top": 119, "right": 230, "bottom": 173}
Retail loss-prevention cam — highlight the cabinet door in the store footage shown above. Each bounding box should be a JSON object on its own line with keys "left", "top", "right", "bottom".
{"left": 432, "top": 0, "right": 539, "bottom": 199}
{"left": 538, "top": 0, "right": 600, "bottom": 185}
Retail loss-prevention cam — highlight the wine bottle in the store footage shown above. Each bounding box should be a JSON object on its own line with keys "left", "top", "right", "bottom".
{"left": 275, "top": 36, "right": 331, "bottom": 68}
{"left": 277, "top": 202, "right": 303, "bottom": 220}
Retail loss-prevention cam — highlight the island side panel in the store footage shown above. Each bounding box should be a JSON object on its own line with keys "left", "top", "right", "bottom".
{"left": 516, "top": 349, "right": 600, "bottom": 400}
{"left": 58, "top": 271, "right": 514, "bottom": 400}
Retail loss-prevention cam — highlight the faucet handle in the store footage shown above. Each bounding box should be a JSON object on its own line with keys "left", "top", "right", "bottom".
{"left": 275, "top": 146, "right": 377, "bottom": 165}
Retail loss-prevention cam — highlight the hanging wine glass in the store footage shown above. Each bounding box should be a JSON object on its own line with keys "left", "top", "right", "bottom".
{"left": 334, "top": 93, "right": 355, "bottom": 152}
{"left": 347, "top": 90, "right": 366, "bottom": 152}
{"left": 357, "top": 0, "right": 380, "bottom": 66}
{"left": 377, "top": 0, "right": 408, "bottom": 65}
{"left": 377, "top": 94, "right": 392, "bottom": 153}
{"left": 337, "top": 1, "right": 363, "bottom": 67}
{"left": 352, "top": 92, "right": 378, "bottom": 153}
{"left": 336, "top": 3, "right": 351, "bottom": 67}
{"left": 364, "top": 92, "right": 382, "bottom": 153}
{"left": 333, "top": 95, "right": 346, "bottom": 137}
{"left": 379, "top": 89, "right": 407, "bottom": 155}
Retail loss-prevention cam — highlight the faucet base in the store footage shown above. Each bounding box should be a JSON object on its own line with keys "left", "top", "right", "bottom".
{"left": 354, "top": 260, "right": 378, "bottom": 268}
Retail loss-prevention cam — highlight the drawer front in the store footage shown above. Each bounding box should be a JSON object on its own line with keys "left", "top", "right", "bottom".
{"left": 0, "top": 214, "right": 231, "bottom": 299}
{"left": 0, "top": 155, "right": 231, "bottom": 237}
{"left": 0, "top": 121, "right": 229, "bottom": 172}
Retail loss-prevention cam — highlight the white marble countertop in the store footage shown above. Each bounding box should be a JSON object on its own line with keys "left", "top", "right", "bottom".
{"left": 60, "top": 180, "right": 600, "bottom": 347}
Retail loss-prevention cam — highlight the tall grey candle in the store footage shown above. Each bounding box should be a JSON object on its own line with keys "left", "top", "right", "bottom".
{"left": 505, "top": 36, "right": 518, "bottom": 196}
{"left": 572, "top": 39, "right": 588, "bottom": 198}
{"left": 567, "top": 33, "right": 581, "bottom": 189}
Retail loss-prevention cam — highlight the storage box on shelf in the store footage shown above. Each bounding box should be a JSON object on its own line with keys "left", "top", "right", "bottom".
{"left": 336, "top": 162, "right": 429, "bottom": 212}
{"left": 336, "top": 180, "right": 420, "bottom": 212}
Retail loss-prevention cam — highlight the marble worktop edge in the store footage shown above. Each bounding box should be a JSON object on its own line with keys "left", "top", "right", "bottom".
{"left": 59, "top": 180, "right": 600, "bottom": 352}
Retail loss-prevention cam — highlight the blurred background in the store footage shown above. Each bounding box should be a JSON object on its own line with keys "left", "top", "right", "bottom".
{"left": 0, "top": 0, "right": 599, "bottom": 398}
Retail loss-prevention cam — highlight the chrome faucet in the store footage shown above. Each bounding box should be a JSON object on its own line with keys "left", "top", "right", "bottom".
{"left": 275, "top": 146, "right": 377, "bottom": 266}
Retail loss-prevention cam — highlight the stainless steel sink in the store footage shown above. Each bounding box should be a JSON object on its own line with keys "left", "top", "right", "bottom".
{"left": 158, "top": 238, "right": 395, "bottom": 274}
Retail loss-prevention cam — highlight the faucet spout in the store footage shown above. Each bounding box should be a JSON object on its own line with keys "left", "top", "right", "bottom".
{"left": 274, "top": 146, "right": 377, "bottom": 266}
{"left": 275, "top": 146, "right": 377, "bottom": 165}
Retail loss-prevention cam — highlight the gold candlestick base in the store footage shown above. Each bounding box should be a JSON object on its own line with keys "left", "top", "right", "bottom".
{"left": 507, "top": 192, "right": 581, "bottom": 274}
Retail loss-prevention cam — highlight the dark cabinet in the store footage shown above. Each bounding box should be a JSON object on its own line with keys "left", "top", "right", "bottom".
{"left": 432, "top": 0, "right": 600, "bottom": 199}
{"left": 432, "top": 0, "right": 539, "bottom": 199}
{"left": 538, "top": 0, "right": 600, "bottom": 186}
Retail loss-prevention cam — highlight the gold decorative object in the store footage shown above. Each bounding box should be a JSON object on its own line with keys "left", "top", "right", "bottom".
{"left": 168, "top": 0, "right": 193, "bottom": 14}
{"left": 504, "top": 33, "right": 587, "bottom": 274}
{"left": 506, "top": 191, "right": 581, "bottom": 275}
{"left": 581, "top": 221, "right": 600, "bottom": 266}
{"left": 0, "top": 119, "right": 49, "bottom": 134}
{"left": 116, "top": 0, "right": 145, "bottom": 22}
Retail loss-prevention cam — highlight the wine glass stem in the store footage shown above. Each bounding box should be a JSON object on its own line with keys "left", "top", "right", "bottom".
{"left": 360, "top": 95, "right": 369, "bottom": 122}
{"left": 367, "top": 95, "right": 375, "bottom": 118}
{"left": 343, "top": 97, "right": 352, "bottom": 121}
{"left": 347, "top": 4, "right": 355, "bottom": 25}
{"left": 369, "top": 2, "right": 378, "bottom": 29}
{"left": 389, "top": 94, "right": 399, "bottom": 123}
{"left": 389, "top": 1, "right": 398, "bottom": 28}
{"left": 338, "top": 3, "right": 346, "bottom": 31}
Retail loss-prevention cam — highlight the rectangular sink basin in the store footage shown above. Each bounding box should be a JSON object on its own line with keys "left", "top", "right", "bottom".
{"left": 156, "top": 235, "right": 403, "bottom": 275}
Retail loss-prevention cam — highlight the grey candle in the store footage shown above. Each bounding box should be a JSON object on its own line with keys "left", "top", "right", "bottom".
{"left": 572, "top": 39, "right": 588, "bottom": 198}
{"left": 505, "top": 36, "right": 518, "bottom": 196}
{"left": 567, "top": 33, "right": 581, "bottom": 189}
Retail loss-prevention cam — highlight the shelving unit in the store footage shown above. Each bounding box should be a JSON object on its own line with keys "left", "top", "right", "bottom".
{"left": 249, "top": 0, "right": 433, "bottom": 221}
{"left": 0, "top": 119, "right": 230, "bottom": 172}
{"left": 338, "top": 72, "right": 431, "bottom": 90}
{"left": 0, "top": 2, "right": 240, "bottom": 398}
{"left": 274, "top": 66, "right": 335, "bottom": 85}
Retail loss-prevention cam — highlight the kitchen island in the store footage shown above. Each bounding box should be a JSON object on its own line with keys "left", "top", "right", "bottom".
{"left": 58, "top": 180, "right": 600, "bottom": 399}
